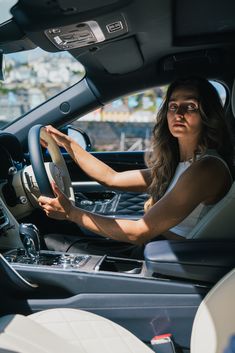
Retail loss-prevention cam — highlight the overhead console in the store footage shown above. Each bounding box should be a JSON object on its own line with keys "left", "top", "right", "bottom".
{"left": 44, "top": 14, "right": 128, "bottom": 50}
{"left": 0, "top": 0, "right": 137, "bottom": 75}
{"left": 0, "top": 0, "right": 131, "bottom": 53}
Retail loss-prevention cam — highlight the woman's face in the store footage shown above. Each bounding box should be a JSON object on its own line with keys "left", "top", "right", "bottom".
{"left": 167, "top": 86, "right": 203, "bottom": 140}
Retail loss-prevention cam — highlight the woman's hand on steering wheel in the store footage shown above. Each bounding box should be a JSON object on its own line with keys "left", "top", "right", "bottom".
{"left": 43, "top": 125, "right": 72, "bottom": 150}
{"left": 38, "top": 181, "right": 75, "bottom": 220}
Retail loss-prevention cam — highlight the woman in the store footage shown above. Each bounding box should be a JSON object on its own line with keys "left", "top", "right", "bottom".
{"left": 38, "top": 77, "right": 234, "bottom": 258}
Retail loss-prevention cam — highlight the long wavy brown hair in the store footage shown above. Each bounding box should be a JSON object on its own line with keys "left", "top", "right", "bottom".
{"left": 145, "top": 76, "right": 234, "bottom": 211}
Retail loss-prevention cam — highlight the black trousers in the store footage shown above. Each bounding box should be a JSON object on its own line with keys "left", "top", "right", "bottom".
{"left": 44, "top": 233, "right": 145, "bottom": 259}
{"left": 24, "top": 210, "right": 146, "bottom": 259}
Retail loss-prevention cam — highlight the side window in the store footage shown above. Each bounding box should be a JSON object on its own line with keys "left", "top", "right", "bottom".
{"left": 76, "top": 87, "right": 166, "bottom": 152}
{"left": 75, "top": 81, "right": 226, "bottom": 152}
{"left": 211, "top": 81, "right": 226, "bottom": 105}
{"left": 0, "top": 48, "right": 85, "bottom": 129}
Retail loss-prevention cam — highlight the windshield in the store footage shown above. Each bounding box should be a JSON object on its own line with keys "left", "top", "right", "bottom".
{"left": 0, "top": 47, "right": 85, "bottom": 129}
{"left": 0, "top": 0, "right": 17, "bottom": 23}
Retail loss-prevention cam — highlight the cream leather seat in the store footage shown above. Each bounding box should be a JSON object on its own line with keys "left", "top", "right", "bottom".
{"left": 0, "top": 308, "right": 153, "bottom": 353}
{"left": 189, "top": 182, "right": 235, "bottom": 239}
{"left": 1, "top": 268, "right": 235, "bottom": 353}
{"left": 188, "top": 80, "right": 235, "bottom": 240}
{"left": 191, "top": 268, "right": 235, "bottom": 353}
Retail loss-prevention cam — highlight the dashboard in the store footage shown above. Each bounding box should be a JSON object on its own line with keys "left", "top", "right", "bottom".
{"left": 0, "top": 131, "right": 33, "bottom": 223}
{"left": 0, "top": 132, "right": 24, "bottom": 181}
{"left": 0, "top": 132, "right": 35, "bottom": 250}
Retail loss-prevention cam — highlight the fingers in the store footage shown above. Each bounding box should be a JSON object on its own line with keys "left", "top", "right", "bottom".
{"left": 45, "top": 125, "right": 64, "bottom": 137}
{"left": 43, "top": 125, "right": 59, "bottom": 139}
{"left": 40, "top": 138, "right": 48, "bottom": 148}
{"left": 38, "top": 194, "right": 66, "bottom": 220}
{"left": 38, "top": 196, "right": 54, "bottom": 207}
{"left": 45, "top": 125, "right": 56, "bottom": 133}
{"left": 40, "top": 203, "right": 57, "bottom": 218}
{"left": 51, "top": 180, "right": 63, "bottom": 198}
{"left": 43, "top": 125, "right": 70, "bottom": 149}
{"left": 38, "top": 182, "right": 63, "bottom": 202}
{"left": 38, "top": 197, "right": 57, "bottom": 214}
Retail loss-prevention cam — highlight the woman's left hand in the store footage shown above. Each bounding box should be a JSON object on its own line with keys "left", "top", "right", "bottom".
{"left": 38, "top": 181, "right": 74, "bottom": 220}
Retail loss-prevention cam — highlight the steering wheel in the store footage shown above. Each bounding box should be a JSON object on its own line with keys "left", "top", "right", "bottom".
{"left": 27, "top": 124, "right": 75, "bottom": 202}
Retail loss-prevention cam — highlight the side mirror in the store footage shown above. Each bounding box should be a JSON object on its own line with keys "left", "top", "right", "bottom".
{"left": 66, "top": 125, "right": 92, "bottom": 151}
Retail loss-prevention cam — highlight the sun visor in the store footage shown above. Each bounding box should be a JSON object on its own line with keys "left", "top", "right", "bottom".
{"left": 174, "top": 0, "right": 235, "bottom": 46}
{"left": 93, "top": 37, "right": 143, "bottom": 74}
{"left": 161, "top": 49, "right": 224, "bottom": 76}
{"left": 0, "top": 19, "right": 36, "bottom": 54}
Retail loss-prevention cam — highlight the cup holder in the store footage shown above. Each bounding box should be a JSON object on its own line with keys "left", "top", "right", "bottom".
{"left": 96, "top": 256, "right": 142, "bottom": 275}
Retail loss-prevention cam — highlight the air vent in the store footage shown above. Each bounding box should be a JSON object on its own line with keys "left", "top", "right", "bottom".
{"left": 0, "top": 207, "right": 9, "bottom": 230}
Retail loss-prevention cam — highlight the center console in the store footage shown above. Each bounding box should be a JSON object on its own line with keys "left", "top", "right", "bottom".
{"left": 2, "top": 220, "right": 235, "bottom": 350}
{"left": 5, "top": 249, "right": 91, "bottom": 270}
{"left": 4, "top": 248, "right": 145, "bottom": 277}
{"left": 1, "top": 192, "right": 235, "bottom": 350}
{"left": 3, "top": 222, "right": 146, "bottom": 278}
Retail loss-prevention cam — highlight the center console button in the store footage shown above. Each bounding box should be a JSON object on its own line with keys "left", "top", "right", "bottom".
{"left": 59, "top": 254, "right": 73, "bottom": 264}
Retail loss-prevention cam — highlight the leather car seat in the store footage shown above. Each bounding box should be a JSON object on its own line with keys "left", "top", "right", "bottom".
{"left": 188, "top": 80, "right": 235, "bottom": 240}
{"left": 0, "top": 307, "right": 152, "bottom": 353}
{"left": 188, "top": 182, "right": 235, "bottom": 239}
{"left": 1, "top": 268, "right": 235, "bottom": 353}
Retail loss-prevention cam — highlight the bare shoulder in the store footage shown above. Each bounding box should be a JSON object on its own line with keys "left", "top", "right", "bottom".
{"left": 192, "top": 156, "right": 231, "bottom": 179}
{"left": 181, "top": 156, "right": 232, "bottom": 203}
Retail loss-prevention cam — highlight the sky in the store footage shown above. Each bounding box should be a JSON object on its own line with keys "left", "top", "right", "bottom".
{"left": 0, "top": 0, "right": 17, "bottom": 23}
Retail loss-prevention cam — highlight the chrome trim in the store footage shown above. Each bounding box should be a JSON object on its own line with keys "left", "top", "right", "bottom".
{"left": 94, "top": 255, "right": 106, "bottom": 272}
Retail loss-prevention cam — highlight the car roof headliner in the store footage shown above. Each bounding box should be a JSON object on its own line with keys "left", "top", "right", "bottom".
{"left": 0, "top": 0, "right": 235, "bottom": 100}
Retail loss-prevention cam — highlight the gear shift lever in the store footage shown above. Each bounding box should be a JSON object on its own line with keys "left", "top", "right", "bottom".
{"left": 19, "top": 223, "right": 40, "bottom": 260}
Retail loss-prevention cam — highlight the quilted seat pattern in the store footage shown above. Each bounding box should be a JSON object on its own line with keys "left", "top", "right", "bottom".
{"left": 30, "top": 308, "right": 154, "bottom": 353}
{"left": 115, "top": 192, "right": 148, "bottom": 216}
{"left": 77, "top": 191, "right": 147, "bottom": 217}
{"left": 0, "top": 313, "right": 78, "bottom": 353}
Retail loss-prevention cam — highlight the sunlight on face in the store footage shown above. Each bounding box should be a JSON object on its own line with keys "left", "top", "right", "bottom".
{"left": 167, "top": 87, "right": 202, "bottom": 140}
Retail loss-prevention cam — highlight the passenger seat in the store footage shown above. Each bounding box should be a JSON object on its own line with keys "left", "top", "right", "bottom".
{"left": 1, "top": 268, "right": 235, "bottom": 352}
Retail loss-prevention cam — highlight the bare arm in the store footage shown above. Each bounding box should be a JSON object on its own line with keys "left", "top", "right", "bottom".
{"left": 39, "top": 157, "right": 231, "bottom": 244}
{"left": 44, "top": 125, "right": 151, "bottom": 192}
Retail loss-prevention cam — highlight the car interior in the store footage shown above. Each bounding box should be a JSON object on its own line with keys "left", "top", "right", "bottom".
{"left": 0, "top": 0, "right": 235, "bottom": 352}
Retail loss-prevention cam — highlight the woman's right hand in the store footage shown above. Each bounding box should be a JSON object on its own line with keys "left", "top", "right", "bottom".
{"left": 43, "top": 125, "right": 72, "bottom": 150}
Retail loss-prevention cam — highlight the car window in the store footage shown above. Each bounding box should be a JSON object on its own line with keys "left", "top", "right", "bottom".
{"left": 74, "top": 81, "right": 226, "bottom": 152}
{"left": 0, "top": 47, "right": 85, "bottom": 129}
{"left": 0, "top": 0, "right": 17, "bottom": 24}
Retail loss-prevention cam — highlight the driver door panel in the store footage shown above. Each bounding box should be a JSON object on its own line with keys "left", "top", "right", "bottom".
{"left": 64, "top": 151, "right": 148, "bottom": 219}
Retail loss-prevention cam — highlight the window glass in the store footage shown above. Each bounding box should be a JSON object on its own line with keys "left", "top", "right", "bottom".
{"left": 0, "top": 0, "right": 17, "bottom": 24}
{"left": 0, "top": 48, "right": 85, "bottom": 128}
{"left": 75, "top": 81, "right": 226, "bottom": 152}
{"left": 211, "top": 81, "right": 226, "bottom": 105}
